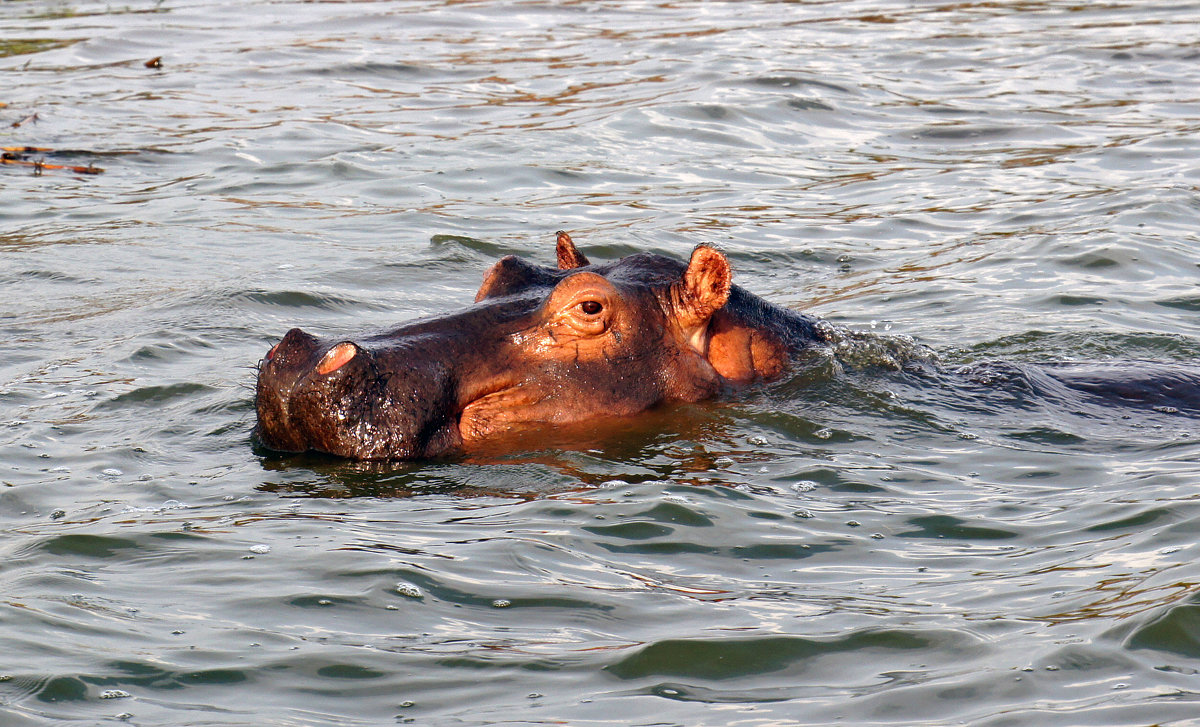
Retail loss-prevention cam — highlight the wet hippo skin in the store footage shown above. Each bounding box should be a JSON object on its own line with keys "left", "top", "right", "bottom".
{"left": 255, "top": 232, "right": 827, "bottom": 459}
{"left": 255, "top": 232, "right": 1200, "bottom": 461}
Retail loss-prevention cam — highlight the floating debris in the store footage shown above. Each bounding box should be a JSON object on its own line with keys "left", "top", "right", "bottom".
{"left": 395, "top": 582, "right": 422, "bottom": 599}
{"left": 2, "top": 146, "right": 105, "bottom": 175}
{"left": 99, "top": 689, "right": 131, "bottom": 700}
{"left": 10, "top": 112, "right": 37, "bottom": 128}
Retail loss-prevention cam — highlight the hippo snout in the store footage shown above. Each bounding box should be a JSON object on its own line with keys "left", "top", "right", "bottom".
{"left": 256, "top": 328, "right": 371, "bottom": 454}
{"left": 255, "top": 327, "right": 463, "bottom": 460}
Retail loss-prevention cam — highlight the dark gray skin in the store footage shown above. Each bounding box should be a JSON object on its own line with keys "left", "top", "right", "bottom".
{"left": 256, "top": 232, "right": 1200, "bottom": 461}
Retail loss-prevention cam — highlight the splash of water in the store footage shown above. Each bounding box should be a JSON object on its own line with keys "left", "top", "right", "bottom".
{"left": 813, "top": 320, "right": 938, "bottom": 372}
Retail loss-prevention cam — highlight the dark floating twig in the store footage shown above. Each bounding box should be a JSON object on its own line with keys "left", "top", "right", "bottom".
{"left": 1, "top": 147, "right": 105, "bottom": 175}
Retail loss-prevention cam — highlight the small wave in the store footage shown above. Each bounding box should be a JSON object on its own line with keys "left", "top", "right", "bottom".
{"left": 814, "top": 320, "right": 938, "bottom": 371}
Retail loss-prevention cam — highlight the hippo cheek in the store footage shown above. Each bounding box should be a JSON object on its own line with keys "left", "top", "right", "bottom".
{"left": 458, "top": 385, "right": 547, "bottom": 443}
{"left": 456, "top": 368, "right": 669, "bottom": 445}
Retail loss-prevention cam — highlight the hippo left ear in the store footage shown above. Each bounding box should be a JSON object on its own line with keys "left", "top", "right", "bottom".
{"left": 673, "top": 244, "right": 732, "bottom": 331}
{"left": 556, "top": 230, "right": 590, "bottom": 270}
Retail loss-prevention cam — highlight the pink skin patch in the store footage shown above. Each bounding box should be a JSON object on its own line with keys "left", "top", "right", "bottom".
{"left": 266, "top": 343, "right": 280, "bottom": 361}
{"left": 316, "top": 342, "right": 357, "bottom": 375}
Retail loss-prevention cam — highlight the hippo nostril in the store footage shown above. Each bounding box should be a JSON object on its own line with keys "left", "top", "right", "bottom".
{"left": 316, "top": 342, "right": 358, "bottom": 375}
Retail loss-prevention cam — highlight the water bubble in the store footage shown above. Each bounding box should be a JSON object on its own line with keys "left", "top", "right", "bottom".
{"left": 791, "top": 481, "right": 817, "bottom": 493}
{"left": 871, "top": 533, "right": 884, "bottom": 540}
{"left": 846, "top": 520, "right": 861, "bottom": 527}
{"left": 249, "top": 544, "right": 271, "bottom": 555}
{"left": 1159, "top": 546, "right": 1183, "bottom": 555}
{"left": 814, "top": 428, "right": 833, "bottom": 440}
{"left": 491, "top": 599, "right": 512, "bottom": 608}
{"left": 101, "top": 468, "right": 123, "bottom": 477}
{"left": 793, "top": 509, "right": 814, "bottom": 519}
{"left": 396, "top": 583, "right": 422, "bottom": 599}
{"left": 100, "top": 689, "right": 131, "bottom": 699}
{"left": 713, "top": 456, "right": 735, "bottom": 467}
{"left": 399, "top": 700, "right": 415, "bottom": 708}
{"left": 49, "top": 509, "right": 66, "bottom": 520}
{"left": 318, "top": 599, "right": 333, "bottom": 606}
{"left": 748, "top": 435, "right": 769, "bottom": 446}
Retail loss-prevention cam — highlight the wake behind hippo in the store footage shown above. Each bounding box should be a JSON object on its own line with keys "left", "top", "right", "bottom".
{"left": 255, "top": 232, "right": 1200, "bottom": 460}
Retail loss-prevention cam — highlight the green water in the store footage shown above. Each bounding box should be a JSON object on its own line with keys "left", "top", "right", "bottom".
{"left": 4, "top": 1, "right": 1200, "bottom": 725}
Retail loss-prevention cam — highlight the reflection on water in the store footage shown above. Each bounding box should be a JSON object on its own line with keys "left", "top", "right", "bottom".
{"left": 4, "top": 0, "right": 1200, "bottom": 725}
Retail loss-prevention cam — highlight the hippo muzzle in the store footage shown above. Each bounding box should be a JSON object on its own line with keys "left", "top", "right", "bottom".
{"left": 255, "top": 327, "right": 461, "bottom": 460}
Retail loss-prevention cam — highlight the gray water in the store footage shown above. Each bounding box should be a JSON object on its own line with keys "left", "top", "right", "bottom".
{"left": 5, "top": 1, "right": 1200, "bottom": 725}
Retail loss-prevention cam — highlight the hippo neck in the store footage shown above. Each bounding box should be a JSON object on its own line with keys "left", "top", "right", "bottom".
{"left": 704, "top": 285, "right": 820, "bottom": 384}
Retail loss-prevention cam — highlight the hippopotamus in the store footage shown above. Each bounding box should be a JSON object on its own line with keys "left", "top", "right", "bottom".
{"left": 255, "top": 232, "right": 830, "bottom": 460}
{"left": 255, "top": 232, "right": 1200, "bottom": 460}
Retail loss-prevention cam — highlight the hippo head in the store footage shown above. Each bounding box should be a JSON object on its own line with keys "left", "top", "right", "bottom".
{"left": 255, "top": 233, "right": 791, "bottom": 460}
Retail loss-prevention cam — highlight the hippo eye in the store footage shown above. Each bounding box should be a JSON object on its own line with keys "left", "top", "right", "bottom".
{"left": 579, "top": 300, "right": 603, "bottom": 316}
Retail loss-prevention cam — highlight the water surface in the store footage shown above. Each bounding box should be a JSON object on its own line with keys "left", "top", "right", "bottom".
{"left": 4, "top": 1, "right": 1200, "bottom": 725}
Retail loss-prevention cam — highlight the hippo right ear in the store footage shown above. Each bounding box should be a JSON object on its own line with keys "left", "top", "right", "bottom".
{"left": 672, "top": 244, "right": 732, "bottom": 331}
{"left": 556, "top": 230, "right": 590, "bottom": 270}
